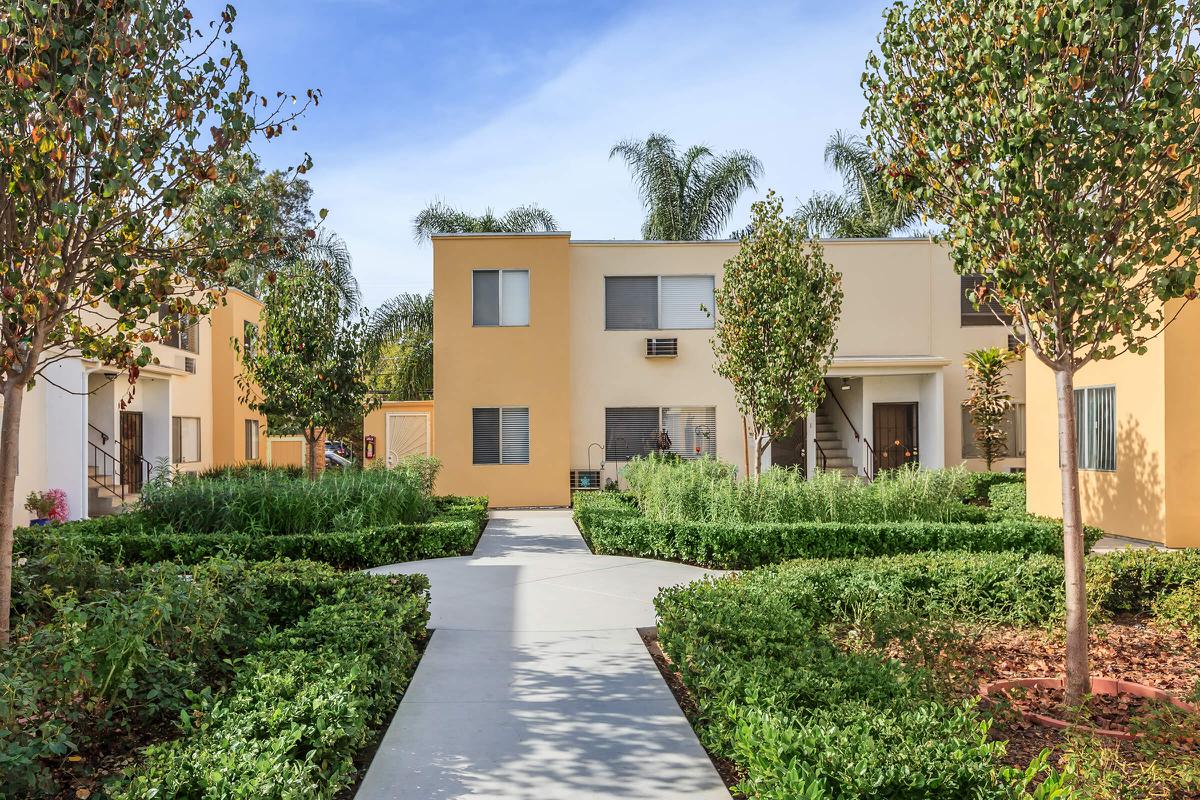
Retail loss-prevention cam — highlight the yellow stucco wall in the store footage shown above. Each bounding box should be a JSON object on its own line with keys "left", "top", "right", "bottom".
{"left": 209, "top": 289, "right": 267, "bottom": 467}
{"left": 363, "top": 400, "right": 435, "bottom": 467}
{"left": 432, "top": 234, "right": 572, "bottom": 507}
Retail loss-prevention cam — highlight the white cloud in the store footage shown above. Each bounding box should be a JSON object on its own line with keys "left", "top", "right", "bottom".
{"left": 309, "top": 0, "right": 886, "bottom": 307}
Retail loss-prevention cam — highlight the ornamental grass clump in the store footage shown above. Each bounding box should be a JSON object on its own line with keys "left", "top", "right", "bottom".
{"left": 622, "top": 454, "right": 973, "bottom": 524}
{"left": 139, "top": 463, "right": 434, "bottom": 535}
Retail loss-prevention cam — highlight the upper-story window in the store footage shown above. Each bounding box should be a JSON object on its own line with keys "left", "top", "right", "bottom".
{"left": 960, "top": 275, "right": 1006, "bottom": 326}
{"left": 473, "top": 269, "right": 529, "bottom": 326}
{"left": 605, "top": 275, "right": 714, "bottom": 331}
{"left": 159, "top": 303, "right": 200, "bottom": 353}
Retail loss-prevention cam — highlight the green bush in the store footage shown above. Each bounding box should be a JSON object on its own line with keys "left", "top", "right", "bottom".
{"left": 961, "top": 470, "right": 1025, "bottom": 503}
{"left": 1153, "top": 583, "right": 1200, "bottom": 639}
{"left": 1088, "top": 547, "right": 1200, "bottom": 616}
{"left": 579, "top": 510, "right": 1090, "bottom": 569}
{"left": 137, "top": 465, "right": 434, "bottom": 534}
{"left": 653, "top": 551, "right": 1071, "bottom": 798}
{"left": 3, "top": 554, "right": 430, "bottom": 798}
{"left": 195, "top": 462, "right": 305, "bottom": 481}
{"left": 988, "top": 482, "right": 1028, "bottom": 516}
{"left": 622, "top": 455, "right": 980, "bottom": 524}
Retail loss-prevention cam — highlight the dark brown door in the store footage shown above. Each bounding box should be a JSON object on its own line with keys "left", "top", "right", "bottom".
{"left": 873, "top": 403, "right": 918, "bottom": 474}
{"left": 771, "top": 417, "right": 807, "bottom": 473}
{"left": 119, "top": 411, "right": 144, "bottom": 492}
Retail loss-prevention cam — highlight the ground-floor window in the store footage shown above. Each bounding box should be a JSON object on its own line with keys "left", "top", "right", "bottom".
{"left": 244, "top": 419, "right": 260, "bottom": 460}
{"left": 1075, "top": 386, "right": 1116, "bottom": 471}
{"left": 605, "top": 406, "right": 716, "bottom": 460}
{"left": 961, "top": 402, "right": 1026, "bottom": 459}
{"left": 172, "top": 416, "right": 201, "bottom": 464}
{"left": 472, "top": 407, "right": 530, "bottom": 464}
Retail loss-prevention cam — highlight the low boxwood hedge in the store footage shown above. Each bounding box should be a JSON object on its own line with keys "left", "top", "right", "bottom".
{"left": 654, "top": 551, "right": 1073, "bottom": 798}
{"left": 16, "top": 496, "right": 489, "bottom": 569}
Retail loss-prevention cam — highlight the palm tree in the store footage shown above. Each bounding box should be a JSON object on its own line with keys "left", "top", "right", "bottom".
{"left": 412, "top": 201, "right": 558, "bottom": 244}
{"left": 609, "top": 133, "right": 763, "bottom": 240}
{"left": 365, "top": 292, "right": 433, "bottom": 401}
{"left": 794, "top": 130, "right": 920, "bottom": 238}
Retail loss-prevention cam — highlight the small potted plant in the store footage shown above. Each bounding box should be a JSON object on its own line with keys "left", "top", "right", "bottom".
{"left": 24, "top": 489, "right": 68, "bottom": 526}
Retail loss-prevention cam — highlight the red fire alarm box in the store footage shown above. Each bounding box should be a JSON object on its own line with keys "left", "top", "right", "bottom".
{"left": 364, "top": 435, "right": 377, "bottom": 460}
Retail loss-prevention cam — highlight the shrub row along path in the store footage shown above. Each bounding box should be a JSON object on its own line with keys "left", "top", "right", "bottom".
{"left": 358, "top": 509, "right": 729, "bottom": 799}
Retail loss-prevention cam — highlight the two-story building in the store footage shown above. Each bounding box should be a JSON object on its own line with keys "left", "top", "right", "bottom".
{"left": 7, "top": 287, "right": 270, "bottom": 524}
{"left": 432, "top": 233, "right": 1025, "bottom": 507}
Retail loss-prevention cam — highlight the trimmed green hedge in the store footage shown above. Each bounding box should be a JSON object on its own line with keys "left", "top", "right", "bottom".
{"left": 960, "top": 470, "right": 1025, "bottom": 503}
{"left": 16, "top": 496, "right": 488, "bottom": 569}
{"left": 574, "top": 491, "right": 1094, "bottom": 569}
{"left": 987, "top": 482, "right": 1027, "bottom": 516}
{"left": 1088, "top": 547, "right": 1200, "bottom": 616}
{"left": 654, "top": 551, "right": 1072, "bottom": 798}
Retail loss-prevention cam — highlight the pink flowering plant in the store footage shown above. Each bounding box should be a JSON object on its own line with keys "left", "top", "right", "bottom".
{"left": 23, "top": 490, "right": 68, "bottom": 524}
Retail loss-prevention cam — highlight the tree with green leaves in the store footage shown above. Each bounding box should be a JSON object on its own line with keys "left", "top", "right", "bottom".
{"left": 864, "top": 0, "right": 1200, "bottom": 706}
{"left": 795, "top": 130, "right": 920, "bottom": 238}
{"left": 712, "top": 191, "right": 843, "bottom": 475}
{"left": 367, "top": 292, "right": 433, "bottom": 400}
{"left": 412, "top": 201, "right": 557, "bottom": 243}
{"left": 964, "top": 347, "right": 1014, "bottom": 470}
{"left": 610, "top": 133, "right": 763, "bottom": 240}
{"left": 237, "top": 265, "right": 379, "bottom": 480}
{"left": 0, "top": 1, "right": 315, "bottom": 646}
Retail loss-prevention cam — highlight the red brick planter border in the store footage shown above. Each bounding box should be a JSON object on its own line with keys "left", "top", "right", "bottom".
{"left": 979, "top": 676, "right": 1197, "bottom": 741}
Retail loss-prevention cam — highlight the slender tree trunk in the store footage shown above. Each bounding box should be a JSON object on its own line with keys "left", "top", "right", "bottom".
{"left": 305, "top": 428, "right": 320, "bottom": 481}
{"left": 0, "top": 381, "right": 26, "bottom": 648}
{"left": 1055, "top": 365, "right": 1090, "bottom": 707}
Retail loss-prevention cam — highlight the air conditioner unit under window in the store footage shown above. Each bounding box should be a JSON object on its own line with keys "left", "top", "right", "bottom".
{"left": 645, "top": 337, "right": 678, "bottom": 358}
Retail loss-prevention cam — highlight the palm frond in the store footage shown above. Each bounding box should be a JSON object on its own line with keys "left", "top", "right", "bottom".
{"left": 500, "top": 205, "right": 558, "bottom": 234}
{"left": 366, "top": 292, "right": 433, "bottom": 353}
{"left": 413, "top": 200, "right": 559, "bottom": 243}
{"left": 299, "top": 230, "right": 361, "bottom": 313}
{"left": 687, "top": 149, "right": 763, "bottom": 239}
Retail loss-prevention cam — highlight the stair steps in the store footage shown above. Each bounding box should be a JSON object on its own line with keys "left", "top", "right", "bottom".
{"left": 87, "top": 467, "right": 138, "bottom": 517}
{"left": 812, "top": 409, "right": 860, "bottom": 479}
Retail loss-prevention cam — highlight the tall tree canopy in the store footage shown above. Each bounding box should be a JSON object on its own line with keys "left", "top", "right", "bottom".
{"left": 0, "top": 0, "right": 315, "bottom": 645}
{"left": 712, "top": 191, "right": 843, "bottom": 474}
{"left": 412, "top": 201, "right": 557, "bottom": 244}
{"left": 610, "top": 133, "right": 763, "bottom": 240}
{"left": 864, "top": 0, "right": 1200, "bottom": 705}
{"left": 795, "top": 130, "right": 920, "bottom": 238}
{"left": 366, "top": 292, "right": 433, "bottom": 401}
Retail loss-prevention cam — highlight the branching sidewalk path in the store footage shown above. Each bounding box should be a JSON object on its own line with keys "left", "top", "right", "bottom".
{"left": 358, "top": 509, "right": 729, "bottom": 799}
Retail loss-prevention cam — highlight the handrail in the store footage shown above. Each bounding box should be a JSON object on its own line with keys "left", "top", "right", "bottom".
{"left": 813, "top": 438, "right": 827, "bottom": 472}
{"left": 87, "top": 440, "right": 151, "bottom": 500}
{"left": 88, "top": 422, "right": 110, "bottom": 446}
{"left": 823, "top": 380, "right": 860, "bottom": 441}
{"left": 824, "top": 380, "right": 879, "bottom": 480}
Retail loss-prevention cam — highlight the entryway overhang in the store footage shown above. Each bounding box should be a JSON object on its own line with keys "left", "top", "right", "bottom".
{"left": 827, "top": 355, "right": 952, "bottom": 377}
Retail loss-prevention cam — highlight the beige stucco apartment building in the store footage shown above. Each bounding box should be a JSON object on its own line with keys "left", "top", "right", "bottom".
{"left": 1025, "top": 298, "right": 1200, "bottom": 548}
{"left": 432, "top": 233, "right": 1025, "bottom": 507}
{"left": 7, "top": 288, "right": 270, "bottom": 524}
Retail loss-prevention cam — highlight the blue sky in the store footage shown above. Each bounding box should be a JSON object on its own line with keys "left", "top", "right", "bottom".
{"left": 200, "top": 0, "right": 891, "bottom": 307}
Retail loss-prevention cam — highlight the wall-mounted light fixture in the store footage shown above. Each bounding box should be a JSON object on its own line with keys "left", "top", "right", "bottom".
{"left": 840, "top": 377, "right": 851, "bottom": 392}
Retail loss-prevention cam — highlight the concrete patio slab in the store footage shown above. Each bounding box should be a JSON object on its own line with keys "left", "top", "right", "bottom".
{"left": 357, "top": 509, "right": 729, "bottom": 799}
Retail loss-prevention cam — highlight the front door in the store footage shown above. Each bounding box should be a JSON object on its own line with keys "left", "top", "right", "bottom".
{"left": 873, "top": 403, "right": 918, "bottom": 474}
{"left": 119, "top": 411, "right": 144, "bottom": 492}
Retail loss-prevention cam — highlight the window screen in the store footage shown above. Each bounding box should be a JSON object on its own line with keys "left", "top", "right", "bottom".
{"left": 472, "top": 271, "right": 500, "bottom": 326}
{"left": 605, "top": 407, "right": 660, "bottom": 460}
{"left": 245, "top": 419, "right": 260, "bottom": 460}
{"left": 660, "top": 276, "right": 715, "bottom": 329}
{"left": 662, "top": 406, "right": 717, "bottom": 459}
{"left": 605, "top": 276, "right": 658, "bottom": 330}
{"left": 500, "top": 270, "right": 530, "bottom": 326}
{"left": 961, "top": 404, "right": 1026, "bottom": 459}
{"left": 1075, "top": 387, "right": 1116, "bottom": 471}
{"left": 960, "top": 275, "right": 1006, "bottom": 326}
{"left": 172, "top": 416, "right": 201, "bottom": 464}
{"left": 473, "top": 407, "right": 529, "bottom": 464}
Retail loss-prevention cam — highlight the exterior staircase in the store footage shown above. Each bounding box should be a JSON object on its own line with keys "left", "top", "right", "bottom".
{"left": 87, "top": 466, "right": 138, "bottom": 517}
{"left": 813, "top": 408, "right": 859, "bottom": 478}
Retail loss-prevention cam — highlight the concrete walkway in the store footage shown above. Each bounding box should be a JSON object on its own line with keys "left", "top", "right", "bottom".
{"left": 357, "top": 509, "right": 729, "bottom": 799}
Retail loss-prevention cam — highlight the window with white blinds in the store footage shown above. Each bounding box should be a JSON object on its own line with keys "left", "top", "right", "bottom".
{"left": 961, "top": 403, "right": 1026, "bottom": 459}
{"left": 473, "top": 407, "right": 530, "bottom": 464}
{"left": 473, "top": 269, "right": 529, "bottom": 326}
{"left": 1075, "top": 386, "right": 1116, "bottom": 471}
{"left": 605, "top": 406, "right": 716, "bottom": 460}
{"left": 605, "top": 275, "right": 714, "bottom": 330}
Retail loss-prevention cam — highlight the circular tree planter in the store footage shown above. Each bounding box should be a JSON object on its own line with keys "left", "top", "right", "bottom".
{"left": 980, "top": 677, "right": 1197, "bottom": 741}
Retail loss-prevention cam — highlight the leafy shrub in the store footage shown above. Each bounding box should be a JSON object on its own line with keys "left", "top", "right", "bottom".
{"left": 988, "top": 482, "right": 1028, "bottom": 516}
{"left": 961, "top": 470, "right": 1025, "bottom": 503}
{"left": 578, "top": 508, "right": 1090, "bottom": 569}
{"left": 1153, "top": 583, "right": 1200, "bottom": 639}
{"left": 137, "top": 465, "right": 434, "bottom": 534}
{"left": 653, "top": 551, "right": 1071, "bottom": 798}
{"left": 622, "top": 455, "right": 978, "bottom": 524}
{"left": 195, "top": 462, "right": 305, "bottom": 481}
{"left": 1087, "top": 548, "right": 1200, "bottom": 616}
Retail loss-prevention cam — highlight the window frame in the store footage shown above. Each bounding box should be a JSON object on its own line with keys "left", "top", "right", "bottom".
{"left": 244, "top": 418, "right": 260, "bottom": 461}
{"left": 172, "top": 416, "right": 202, "bottom": 464}
{"left": 1075, "top": 385, "right": 1117, "bottom": 472}
{"left": 604, "top": 274, "right": 716, "bottom": 331}
{"left": 960, "top": 275, "right": 1006, "bottom": 327}
{"left": 472, "top": 268, "right": 530, "bottom": 328}
{"left": 960, "top": 402, "right": 1026, "bottom": 459}
{"left": 160, "top": 303, "right": 201, "bottom": 353}
{"left": 472, "top": 406, "right": 530, "bottom": 465}
{"left": 604, "top": 405, "right": 717, "bottom": 461}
